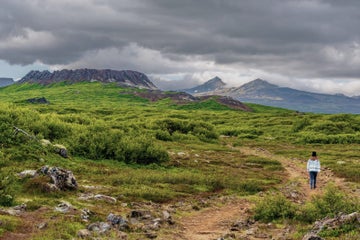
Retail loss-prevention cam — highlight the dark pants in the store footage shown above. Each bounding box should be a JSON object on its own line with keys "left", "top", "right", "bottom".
{"left": 309, "top": 171, "right": 318, "bottom": 189}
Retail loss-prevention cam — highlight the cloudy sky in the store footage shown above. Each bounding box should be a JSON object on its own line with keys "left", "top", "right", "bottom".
{"left": 1, "top": 0, "right": 360, "bottom": 95}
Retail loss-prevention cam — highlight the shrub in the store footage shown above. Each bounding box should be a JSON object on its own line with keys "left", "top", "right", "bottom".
{"left": 155, "top": 130, "right": 172, "bottom": 141}
{"left": 70, "top": 126, "right": 169, "bottom": 164}
{"left": 312, "top": 185, "right": 358, "bottom": 217}
{"left": 0, "top": 172, "right": 16, "bottom": 206}
{"left": 117, "top": 136, "right": 169, "bottom": 164}
{"left": 155, "top": 119, "right": 218, "bottom": 142}
{"left": 309, "top": 121, "right": 354, "bottom": 135}
{"left": 292, "top": 117, "right": 311, "bottom": 132}
{"left": 254, "top": 192, "right": 297, "bottom": 222}
{"left": 219, "top": 127, "right": 263, "bottom": 137}
{"left": 297, "top": 184, "right": 359, "bottom": 223}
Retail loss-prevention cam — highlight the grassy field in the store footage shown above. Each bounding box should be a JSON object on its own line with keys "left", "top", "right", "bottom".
{"left": 0, "top": 82, "right": 358, "bottom": 239}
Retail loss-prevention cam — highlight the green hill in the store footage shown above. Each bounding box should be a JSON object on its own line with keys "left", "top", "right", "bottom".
{"left": 0, "top": 82, "right": 358, "bottom": 239}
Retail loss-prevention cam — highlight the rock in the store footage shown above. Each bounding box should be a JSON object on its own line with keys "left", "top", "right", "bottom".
{"left": 13, "top": 203, "right": 26, "bottom": 211}
{"left": 302, "top": 212, "right": 359, "bottom": 240}
{"left": 18, "top": 170, "right": 37, "bottom": 178}
{"left": 81, "top": 208, "right": 93, "bottom": 222}
{"left": 37, "top": 222, "right": 48, "bottom": 229}
{"left": 87, "top": 222, "right": 111, "bottom": 234}
{"left": 129, "top": 210, "right": 151, "bottom": 219}
{"left": 77, "top": 229, "right": 91, "bottom": 238}
{"left": 107, "top": 213, "right": 123, "bottom": 225}
{"left": 0, "top": 208, "right": 20, "bottom": 216}
{"left": 27, "top": 97, "right": 50, "bottom": 104}
{"left": 55, "top": 202, "right": 73, "bottom": 213}
{"left": 53, "top": 144, "right": 68, "bottom": 158}
{"left": 39, "top": 166, "right": 77, "bottom": 190}
{"left": 94, "top": 194, "right": 117, "bottom": 203}
{"left": 40, "top": 140, "right": 68, "bottom": 158}
{"left": 107, "top": 213, "right": 130, "bottom": 231}
{"left": 162, "top": 210, "right": 174, "bottom": 224}
{"left": 0, "top": 203, "right": 26, "bottom": 216}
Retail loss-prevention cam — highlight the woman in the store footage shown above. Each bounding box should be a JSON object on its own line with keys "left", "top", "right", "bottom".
{"left": 307, "top": 151, "right": 321, "bottom": 189}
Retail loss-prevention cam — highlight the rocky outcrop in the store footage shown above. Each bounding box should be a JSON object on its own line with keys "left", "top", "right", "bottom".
{"left": 39, "top": 166, "right": 78, "bottom": 191}
{"left": 302, "top": 212, "right": 359, "bottom": 240}
{"left": 19, "top": 69, "right": 157, "bottom": 90}
{"left": 27, "top": 97, "right": 50, "bottom": 104}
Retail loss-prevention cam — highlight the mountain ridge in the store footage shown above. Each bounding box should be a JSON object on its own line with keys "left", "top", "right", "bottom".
{"left": 188, "top": 78, "right": 360, "bottom": 114}
{"left": 182, "top": 76, "right": 225, "bottom": 94}
{"left": 19, "top": 69, "right": 157, "bottom": 90}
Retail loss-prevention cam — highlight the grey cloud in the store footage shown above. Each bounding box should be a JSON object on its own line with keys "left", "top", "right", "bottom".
{"left": 1, "top": 0, "right": 360, "bottom": 83}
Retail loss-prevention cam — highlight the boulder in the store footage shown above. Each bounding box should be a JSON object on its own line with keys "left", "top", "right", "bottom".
{"left": 39, "top": 166, "right": 77, "bottom": 190}
{"left": 77, "top": 229, "right": 91, "bottom": 238}
{"left": 107, "top": 213, "right": 130, "bottom": 231}
{"left": 94, "top": 194, "right": 117, "bottom": 203}
{"left": 87, "top": 222, "right": 111, "bottom": 234}
{"left": 81, "top": 208, "right": 93, "bottom": 222}
{"left": 53, "top": 144, "right": 68, "bottom": 158}
{"left": 18, "top": 170, "right": 37, "bottom": 178}
{"left": 55, "top": 202, "right": 73, "bottom": 213}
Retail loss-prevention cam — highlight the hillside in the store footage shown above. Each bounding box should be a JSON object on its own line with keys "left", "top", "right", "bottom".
{"left": 0, "top": 82, "right": 358, "bottom": 239}
{"left": 192, "top": 78, "right": 360, "bottom": 114}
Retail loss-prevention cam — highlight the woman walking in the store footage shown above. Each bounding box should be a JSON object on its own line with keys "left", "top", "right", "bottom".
{"left": 307, "top": 151, "right": 321, "bottom": 189}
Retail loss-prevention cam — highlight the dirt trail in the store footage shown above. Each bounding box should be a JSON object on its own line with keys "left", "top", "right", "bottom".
{"left": 239, "top": 146, "right": 318, "bottom": 201}
{"left": 238, "top": 146, "right": 355, "bottom": 201}
{"left": 177, "top": 200, "right": 250, "bottom": 240}
{"left": 175, "top": 145, "right": 354, "bottom": 240}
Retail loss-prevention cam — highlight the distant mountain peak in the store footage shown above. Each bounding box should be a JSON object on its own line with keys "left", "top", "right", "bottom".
{"left": 182, "top": 76, "right": 225, "bottom": 94}
{"left": 19, "top": 69, "right": 157, "bottom": 90}
{"left": 0, "top": 77, "right": 14, "bottom": 87}
{"left": 243, "top": 79, "right": 278, "bottom": 88}
{"left": 208, "top": 76, "right": 223, "bottom": 83}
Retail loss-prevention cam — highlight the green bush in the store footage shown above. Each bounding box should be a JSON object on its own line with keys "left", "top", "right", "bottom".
{"left": 298, "top": 184, "right": 359, "bottom": 223}
{"left": 292, "top": 117, "right": 311, "bottom": 132}
{"left": 309, "top": 121, "right": 354, "bottom": 135}
{"left": 0, "top": 173, "right": 16, "bottom": 206}
{"left": 155, "top": 119, "right": 218, "bottom": 142}
{"left": 70, "top": 126, "right": 169, "bottom": 164}
{"left": 155, "top": 130, "right": 172, "bottom": 141}
{"left": 299, "top": 132, "right": 360, "bottom": 144}
{"left": 254, "top": 192, "right": 297, "bottom": 222}
{"left": 219, "top": 127, "right": 263, "bottom": 137}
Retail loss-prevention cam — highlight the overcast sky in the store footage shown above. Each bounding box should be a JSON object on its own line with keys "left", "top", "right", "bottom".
{"left": 1, "top": 0, "right": 360, "bottom": 95}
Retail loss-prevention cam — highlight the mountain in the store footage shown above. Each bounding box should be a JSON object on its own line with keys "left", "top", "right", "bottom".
{"left": 182, "top": 76, "right": 225, "bottom": 94}
{"left": 191, "top": 78, "right": 360, "bottom": 114}
{"left": 0, "top": 78, "right": 14, "bottom": 87}
{"left": 19, "top": 69, "right": 157, "bottom": 90}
